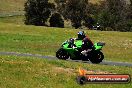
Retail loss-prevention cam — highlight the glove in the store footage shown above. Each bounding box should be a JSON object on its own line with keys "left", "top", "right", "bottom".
{"left": 81, "top": 50, "right": 87, "bottom": 55}
{"left": 81, "top": 50, "right": 88, "bottom": 56}
{"left": 72, "top": 46, "right": 77, "bottom": 49}
{"left": 87, "top": 49, "right": 92, "bottom": 52}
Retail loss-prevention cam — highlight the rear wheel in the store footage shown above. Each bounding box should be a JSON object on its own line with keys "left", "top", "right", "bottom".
{"left": 90, "top": 51, "right": 104, "bottom": 64}
{"left": 56, "top": 48, "right": 69, "bottom": 60}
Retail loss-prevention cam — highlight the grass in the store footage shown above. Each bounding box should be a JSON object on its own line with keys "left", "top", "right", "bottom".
{"left": 0, "top": 21, "right": 131, "bottom": 63}
{"left": 0, "top": 55, "right": 132, "bottom": 88}
{"left": 0, "top": 1, "right": 131, "bottom": 88}
{"left": 89, "top": 0, "right": 104, "bottom": 4}
{"left": 0, "top": 0, "right": 25, "bottom": 13}
{"left": 0, "top": 16, "right": 24, "bottom": 24}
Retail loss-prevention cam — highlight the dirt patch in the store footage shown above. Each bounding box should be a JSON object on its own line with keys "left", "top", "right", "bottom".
{"left": 53, "top": 67, "right": 115, "bottom": 75}
{"left": 53, "top": 67, "right": 75, "bottom": 75}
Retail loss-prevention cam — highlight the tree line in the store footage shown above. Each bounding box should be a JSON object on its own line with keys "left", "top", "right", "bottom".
{"left": 24, "top": 0, "right": 132, "bottom": 32}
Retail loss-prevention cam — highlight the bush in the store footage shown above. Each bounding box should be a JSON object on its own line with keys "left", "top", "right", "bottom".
{"left": 83, "top": 16, "right": 95, "bottom": 29}
{"left": 24, "top": 0, "right": 55, "bottom": 26}
{"left": 55, "top": 0, "right": 91, "bottom": 29}
{"left": 115, "top": 20, "right": 132, "bottom": 32}
{"left": 97, "top": 0, "right": 132, "bottom": 31}
{"left": 49, "top": 13, "right": 64, "bottom": 28}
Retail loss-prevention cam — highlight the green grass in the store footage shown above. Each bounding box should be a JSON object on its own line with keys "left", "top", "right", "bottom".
{"left": 0, "top": 55, "right": 132, "bottom": 88}
{"left": 0, "top": 16, "right": 24, "bottom": 24}
{"left": 0, "top": 22, "right": 132, "bottom": 63}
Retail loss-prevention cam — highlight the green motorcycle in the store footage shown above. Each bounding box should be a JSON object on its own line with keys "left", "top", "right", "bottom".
{"left": 56, "top": 39, "right": 105, "bottom": 64}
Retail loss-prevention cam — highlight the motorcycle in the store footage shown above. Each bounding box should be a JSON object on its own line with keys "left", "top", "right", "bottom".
{"left": 56, "top": 39, "right": 105, "bottom": 64}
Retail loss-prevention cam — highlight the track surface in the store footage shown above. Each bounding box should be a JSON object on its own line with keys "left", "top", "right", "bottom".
{"left": 0, "top": 51, "right": 132, "bottom": 67}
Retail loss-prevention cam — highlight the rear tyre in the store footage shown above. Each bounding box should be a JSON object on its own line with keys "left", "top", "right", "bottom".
{"left": 56, "top": 48, "right": 69, "bottom": 60}
{"left": 90, "top": 51, "right": 104, "bottom": 64}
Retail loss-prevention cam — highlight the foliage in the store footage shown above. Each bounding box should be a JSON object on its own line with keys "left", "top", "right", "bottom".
{"left": 55, "top": 0, "right": 93, "bottom": 29}
{"left": 49, "top": 13, "right": 64, "bottom": 28}
{"left": 97, "top": 0, "right": 132, "bottom": 31}
{"left": 2, "top": 0, "right": 132, "bottom": 31}
{"left": 24, "top": 0, "right": 55, "bottom": 26}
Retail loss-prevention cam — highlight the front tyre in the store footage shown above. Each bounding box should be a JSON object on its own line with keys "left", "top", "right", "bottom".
{"left": 90, "top": 51, "right": 104, "bottom": 64}
{"left": 56, "top": 48, "right": 69, "bottom": 60}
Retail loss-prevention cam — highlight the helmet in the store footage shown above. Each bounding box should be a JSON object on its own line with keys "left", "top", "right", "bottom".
{"left": 77, "top": 31, "right": 86, "bottom": 40}
{"left": 69, "top": 38, "right": 74, "bottom": 44}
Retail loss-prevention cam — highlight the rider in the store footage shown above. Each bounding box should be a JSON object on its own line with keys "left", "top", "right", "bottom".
{"left": 69, "top": 31, "right": 93, "bottom": 54}
{"left": 77, "top": 31, "right": 94, "bottom": 56}
{"left": 68, "top": 38, "right": 76, "bottom": 48}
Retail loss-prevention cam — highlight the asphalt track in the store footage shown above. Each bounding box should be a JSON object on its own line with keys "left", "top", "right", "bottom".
{"left": 0, "top": 51, "right": 132, "bottom": 67}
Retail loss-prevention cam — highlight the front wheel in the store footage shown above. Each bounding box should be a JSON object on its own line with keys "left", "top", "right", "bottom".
{"left": 90, "top": 51, "right": 104, "bottom": 64}
{"left": 56, "top": 48, "right": 69, "bottom": 60}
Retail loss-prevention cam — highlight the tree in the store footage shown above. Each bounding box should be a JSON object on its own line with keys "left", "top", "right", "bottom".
{"left": 83, "top": 16, "right": 95, "bottom": 29}
{"left": 49, "top": 13, "right": 64, "bottom": 28}
{"left": 128, "top": 0, "right": 132, "bottom": 19}
{"left": 97, "top": 0, "right": 129, "bottom": 31}
{"left": 24, "top": 0, "right": 55, "bottom": 26}
{"left": 55, "top": 0, "right": 92, "bottom": 29}
{"left": 130, "top": 0, "right": 132, "bottom": 5}
{"left": 54, "top": 0, "right": 66, "bottom": 16}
